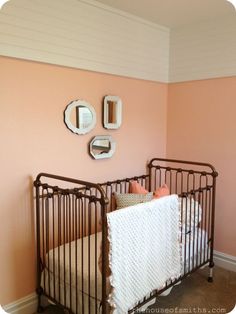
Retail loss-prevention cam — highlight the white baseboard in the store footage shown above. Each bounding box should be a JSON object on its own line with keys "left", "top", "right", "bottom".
{"left": 3, "top": 293, "right": 37, "bottom": 314}
{"left": 214, "top": 250, "right": 236, "bottom": 272}
{"left": 2, "top": 251, "right": 235, "bottom": 314}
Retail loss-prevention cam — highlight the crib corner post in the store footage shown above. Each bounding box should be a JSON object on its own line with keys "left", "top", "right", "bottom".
{"left": 208, "top": 261, "right": 214, "bottom": 283}
{"left": 147, "top": 161, "right": 152, "bottom": 191}
{"left": 36, "top": 287, "right": 44, "bottom": 313}
{"left": 207, "top": 170, "right": 218, "bottom": 284}
{"left": 101, "top": 199, "right": 109, "bottom": 314}
{"left": 34, "top": 178, "right": 44, "bottom": 312}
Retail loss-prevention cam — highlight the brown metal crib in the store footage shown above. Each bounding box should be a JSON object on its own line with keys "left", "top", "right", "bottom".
{"left": 34, "top": 158, "right": 218, "bottom": 313}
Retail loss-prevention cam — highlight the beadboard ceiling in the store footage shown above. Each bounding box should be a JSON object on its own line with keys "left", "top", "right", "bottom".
{"left": 95, "top": 0, "right": 236, "bottom": 27}
{"left": 0, "top": 0, "right": 235, "bottom": 82}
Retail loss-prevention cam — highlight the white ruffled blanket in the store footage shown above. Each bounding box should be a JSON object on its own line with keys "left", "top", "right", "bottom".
{"left": 107, "top": 194, "right": 182, "bottom": 314}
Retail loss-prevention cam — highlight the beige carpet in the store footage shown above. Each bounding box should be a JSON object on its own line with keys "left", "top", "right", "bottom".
{"left": 39, "top": 266, "right": 236, "bottom": 313}
{"left": 149, "top": 266, "right": 236, "bottom": 313}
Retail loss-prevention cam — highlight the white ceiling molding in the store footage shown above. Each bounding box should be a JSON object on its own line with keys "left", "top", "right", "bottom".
{"left": 79, "top": 0, "right": 168, "bottom": 31}
{"left": 169, "top": 16, "right": 236, "bottom": 82}
{"left": 0, "top": 0, "right": 170, "bottom": 82}
{"left": 95, "top": 0, "right": 236, "bottom": 28}
{"left": 0, "top": 0, "right": 9, "bottom": 10}
{"left": 1, "top": 0, "right": 235, "bottom": 24}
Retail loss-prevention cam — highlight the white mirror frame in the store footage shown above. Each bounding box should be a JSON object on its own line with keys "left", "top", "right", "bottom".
{"left": 89, "top": 135, "right": 116, "bottom": 160}
{"left": 64, "top": 100, "right": 96, "bottom": 135}
{"left": 103, "top": 96, "right": 122, "bottom": 129}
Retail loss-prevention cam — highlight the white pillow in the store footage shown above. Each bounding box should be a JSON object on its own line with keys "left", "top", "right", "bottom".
{"left": 179, "top": 197, "right": 202, "bottom": 233}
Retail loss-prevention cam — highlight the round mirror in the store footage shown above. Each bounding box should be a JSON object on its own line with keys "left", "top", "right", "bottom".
{"left": 64, "top": 100, "right": 96, "bottom": 135}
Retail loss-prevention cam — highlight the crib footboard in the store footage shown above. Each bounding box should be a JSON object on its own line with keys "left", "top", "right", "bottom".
{"left": 34, "top": 173, "right": 109, "bottom": 314}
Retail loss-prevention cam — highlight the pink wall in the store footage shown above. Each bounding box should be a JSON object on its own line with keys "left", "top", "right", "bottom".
{"left": 1, "top": 55, "right": 235, "bottom": 306}
{"left": 167, "top": 77, "right": 236, "bottom": 256}
{"left": 0, "top": 56, "right": 168, "bottom": 304}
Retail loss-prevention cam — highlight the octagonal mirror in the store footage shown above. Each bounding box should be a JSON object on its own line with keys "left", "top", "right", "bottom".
{"left": 89, "top": 135, "right": 116, "bottom": 160}
{"left": 64, "top": 100, "right": 96, "bottom": 135}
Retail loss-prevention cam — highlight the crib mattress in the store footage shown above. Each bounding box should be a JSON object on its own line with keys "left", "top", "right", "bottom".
{"left": 42, "top": 228, "right": 209, "bottom": 313}
{"left": 42, "top": 232, "right": 103, "bottom": 313}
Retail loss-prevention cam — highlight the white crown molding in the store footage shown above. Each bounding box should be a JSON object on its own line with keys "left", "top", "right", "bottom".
{"left": 78, "top": 0, "right": 169, "bottom": 32}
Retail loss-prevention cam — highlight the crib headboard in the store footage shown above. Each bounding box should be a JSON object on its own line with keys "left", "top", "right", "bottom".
{"left": 148, "top": 157, "right": 218, "bottom": 195}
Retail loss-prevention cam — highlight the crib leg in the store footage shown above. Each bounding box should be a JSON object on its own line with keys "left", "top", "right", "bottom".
{"left": 208, "top": 261, "right": 214, "bottom": 283}
{"left": 36, "top": 287, "right": 44, "bottom": 313}
{"left": 37, "top": 306, "right": 44, "bottom": 313}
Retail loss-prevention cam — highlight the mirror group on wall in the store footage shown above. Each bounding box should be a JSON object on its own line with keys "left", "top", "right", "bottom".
{"left": 64, "top": 96, "right": 122, "bottom": 159}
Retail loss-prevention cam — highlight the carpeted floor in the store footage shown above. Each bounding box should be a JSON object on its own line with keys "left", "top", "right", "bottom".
{"left": 38, "top": 266, "right": 236, "bottom": 313}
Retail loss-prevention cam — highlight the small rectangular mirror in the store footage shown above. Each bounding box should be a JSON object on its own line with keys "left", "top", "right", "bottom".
{"left": 103, "top": 96, "right": 122, "bottom": 129}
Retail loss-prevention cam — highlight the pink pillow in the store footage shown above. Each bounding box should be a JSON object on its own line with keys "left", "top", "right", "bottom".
{"left": 129, "top": 181, "right": 170, "bottom": 198}
{"left": 153, "top": 184, "right": 170, "bottom": 198}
